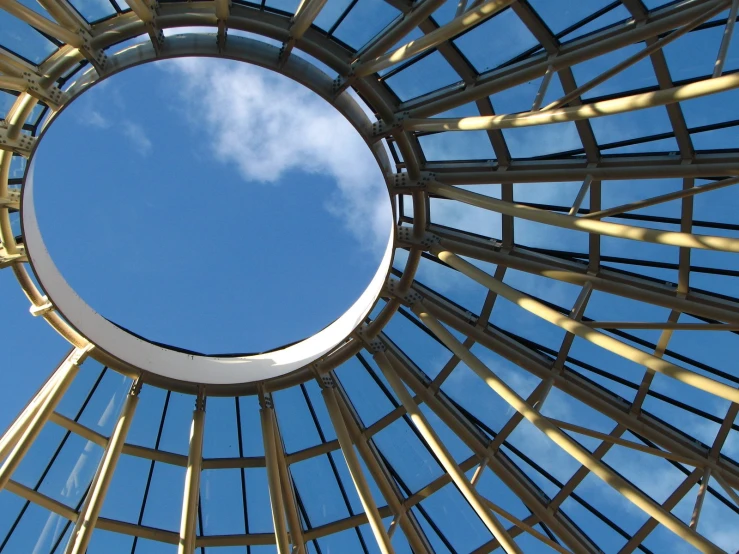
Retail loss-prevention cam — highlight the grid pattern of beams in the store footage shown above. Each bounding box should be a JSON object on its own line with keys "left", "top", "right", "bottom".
{"left": 2, "top": 0, "right": 739, "bottom": 552}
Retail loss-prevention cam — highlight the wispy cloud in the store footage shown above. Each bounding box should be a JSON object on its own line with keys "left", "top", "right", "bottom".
{"left": 162, "top": 58, "right": 391, "bottom": 251}
{"left": 121, "top": 121, "right": 153, "bottom": 156}
{"left": 79, "top": 99, "right": 152, "bottom": 156}
{"left": 82, "top": 109, "right": 110, "bottom": 129}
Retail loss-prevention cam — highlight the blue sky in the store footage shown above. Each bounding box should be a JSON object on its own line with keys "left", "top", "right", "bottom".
{"left": 2, "top": 2, "right": 739, "bottom": 553}
{"left": 31, "top": 59, "right": 390, "bottom": 355}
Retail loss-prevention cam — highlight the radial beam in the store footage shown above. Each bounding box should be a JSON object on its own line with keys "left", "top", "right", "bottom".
{"left": 547, "top": 419, "right": 700, "bottom": 465}
{"left": 582, "top": 175, "right": 739, "bottom": 220}
{"left": 412, "top": 308, "right": 723, "bottom": 553}
{"left": 380, "top": 341, "right": 605, "bottom": 554}
{"left": 354, "top": 0, "right": 448, "bottom": 62}
{"left": 425, "top": 159, "right": 739, "bottom": 184}
{"left": 401, "top": 0, "right": 724, "bottom": 117}
{"left": 270, "top": 410, "right": 306, "bottom": 554}
{"left": 35, "top": 0, "right": 90, "bottom": 37}
{"left": 260, "top": 392, "right": 291, "bottom": 554}
{"left": 426, "top": 180, "right": 739, "bottom": 253}
{"left": 178, "top": 390, "right": 205, "bottom": 554}
{"left": 215, "top": 0, "right": 230, "bottom": 52}
{"left": 0, "top": 0, "right": 106, "bottom": 72}
{"left": 430, "top": 233, "right": 739, "bottom": 325}
{"left": 373, "top": 350, "right": 525, "bottom": 554}
{"left": 0, "top": 367, "right": 63, "bottom": 461}
{"left": 0, "top": 346, "right": 90, "bottom": 492}
{"left": 395, "top": 72, "right": 739, "bottom": 134}
{"left": 713, "top": 0, "right": 739, "bottom": 77}
{"left": 354, "top": 0, "right": 515, "bottom": 77}
{"left": 333, "top": 379, "right": 433, "bottom": 554}
{"left": 543, "top": 2, "right": 727, "bottom": 111}
{"left": 320, "top": 376, "right": 396, "bottom": 554}
{"left": 406, "top": 286, "right": 739, "bottom": 489}
{"left": 65, "top": 381, "right": 141, "bottom": 554}
{"left": 618, "top": 470, "right": 703, "bottom": 554}
{"left": 280, "top": 0, "right": 328, "bottom": 62}
{"left": 690, "top": 468, "right": 712, "bottom": 530}
{"left": 290, "top": 0, "right": 328, "bottom": 40}
{"left": 123, "top": 0, "right": 164, "bottom": 54}
{"left": 431, "top": 246, "right": 739, "bottom": 404}
{"left": 586, "top": 322, "right": 739, "bottom": 330}
{"left": 0, "top": 0, "right": 82, "bottom": 46}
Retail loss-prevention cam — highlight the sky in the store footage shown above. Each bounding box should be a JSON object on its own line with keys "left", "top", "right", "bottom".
{"left": 31, "top": 58, "right": 390, "bottom": 355}
{"left": 2, "top": 1, "right": 739, "bottom": 554}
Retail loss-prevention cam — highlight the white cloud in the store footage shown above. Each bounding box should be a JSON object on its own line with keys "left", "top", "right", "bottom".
{"left": 78, "top": 99, "right": 152, "bottom": 156}
{"left": 82, "top": 109, "right": 110, "bottom": 129}
{"left": 121, "top": 121, "right": 153, "bottom": 156}
{"left": 162, "top": 58, "right": 391, "bottom": 251}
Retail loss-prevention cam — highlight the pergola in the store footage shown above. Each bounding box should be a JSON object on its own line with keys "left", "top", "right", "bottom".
{"left": 1, "top": 0, "right": 739, "bottom": 552}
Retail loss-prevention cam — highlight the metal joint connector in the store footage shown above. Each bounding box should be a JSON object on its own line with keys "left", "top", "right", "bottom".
{"left": 195, "top": 387, "right": 207, "bottom": 411}
{"left": 21, "top": 72, "right": 65, "bottom": 108}
{"left": 386, "top": 277, "right": 422, "bottom": 306}
{"left": 0, "top": 188, "right": 21, "bottom": 210}
{"left": 148, "top": 24, "right": 165, "bottom": 49}
{"left": 371, "top": 111, "right": 408, "bottom": 138}
{"left": 0, "top": 125, "right": 36, "bottom": 157}
{"left": 392, "top": 171, "right": 435, "bottom": 191}
{"left": 260, "top": 391, "right": 274, "bottom": 410}
{"left": 70, "top": 343, "right": 95, "bottom": 366}
{"left": 30, "top": 297, "right": 54, "bottom": 317}
{"left": 80, "top": 35, "right": 108, "bottom": 72}
{"left": 0, "top": 243, "right": 27, "bottom": 268}
{"left": 418, "top": 233, "right": 440, "bottom": 249}
{"left": 396, "top": 225, "right": 439, "bottom": 249}
{"left": 368, "top": 337, "right": 385, "bottom": 353}
{"left": 332, "top": 71, "right": 355, "bottom": 97}
{"left": 130, "top": 378, "right": 144, "bottom": 396}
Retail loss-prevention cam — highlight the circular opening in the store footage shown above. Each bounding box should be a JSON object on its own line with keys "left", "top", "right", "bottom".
{"left": 33, "top": 59, "right": 390, "bottom": 355}
{"left": 23, "top": 42, "right": 394, "bottom": 385}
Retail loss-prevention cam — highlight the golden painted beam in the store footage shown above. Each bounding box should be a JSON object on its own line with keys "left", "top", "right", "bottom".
{"left": 354, "top": 0, "right": 515, "bottom": 76}
{"left": 290, "top": 0, "right": 328, "bottom": 39}
{"left": 321, "top": 380, "right": 396, "bottom": 554}
{"left": 0, "top": 0, "right": 83, "bottom": 46}
{"left": 260, "top": 394, "right": 291, "bottom": 554}
{"left": 270, "top": 410, "right": 306, "bottom": 554}
{"left": 543, "top": 2, "right": 727, "bottom": 111}
{"left": 713, "top": 0, "right": 739, "bottom": 77}
{"left": 0, "top": 347, "right": 89, "bottom": 492}
{"left": 0, "top": 368, "right": 62, "bottom": 461}
{"left": 178, "top": 393, "right": 205, "bottom": 554}
{"left": 374, "top": 351, "right": 525, "bottom": 554}
{"left": 403, "top": 0, "right": 723, "bottom": 117}
{"left": 586, "top": 322, "right": 739, "bottom": 330}
{"left": 427, "top": 180, "right": 739, "bottom": 253}
{"left": 409, "top": 292, "right": 739, "bottom": 491}
{"left": 404, "top": 72, "right": 739, "bottom": 133}
{"left": 583, "top": 175, "right": 739, "bottom": 220}
{"left": 334, "top": 384, "right": 433, "bottom": 554}
{"left": 413, "top": 309, "right": 723, "bottom": 553}
{"left": 65, "top": 382, "right": 141, "bottom": 554}
{"left": 431, "top": 246, "right": 739, "bottom": 404}
{"left": 355, "top": 0, "right": 448, "bottom": 63}
{"left": 433, "top": 235, "right": 739, "bottom": 325}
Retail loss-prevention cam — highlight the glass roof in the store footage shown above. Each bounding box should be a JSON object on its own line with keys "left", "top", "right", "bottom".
{"left": 2, "top": 0, "right": 739, "bottom": 553}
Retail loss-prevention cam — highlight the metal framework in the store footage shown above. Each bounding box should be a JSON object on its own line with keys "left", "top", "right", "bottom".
{"left": 2, "top": 0, "right": 739, "bottom": 553}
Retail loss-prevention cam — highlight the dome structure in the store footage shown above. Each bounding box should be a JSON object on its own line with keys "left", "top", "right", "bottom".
{"left": 1, "top": 0, "right": 739, "bottom": 553}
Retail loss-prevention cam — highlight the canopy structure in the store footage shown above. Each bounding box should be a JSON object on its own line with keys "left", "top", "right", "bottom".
{"left": 2, "top": 0, "right": 739, "bottom": 553}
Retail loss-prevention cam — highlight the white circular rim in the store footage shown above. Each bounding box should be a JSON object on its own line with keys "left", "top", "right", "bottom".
{"left": 22, "top": 36, "right": 395, "bottom": 385}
